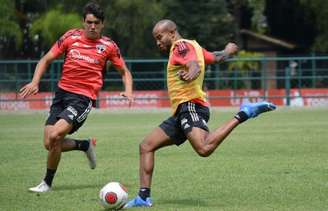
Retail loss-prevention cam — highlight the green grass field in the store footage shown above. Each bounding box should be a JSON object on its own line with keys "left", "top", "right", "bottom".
{"left": 0, "top": 107, "right": 327, "bottom": 211}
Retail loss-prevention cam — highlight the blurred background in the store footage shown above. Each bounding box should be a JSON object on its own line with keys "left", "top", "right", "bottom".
{"left": 1, "top": 0, "right": 328, "bottom": 59}
{"left": 0, "top": 0, "right": 328, "bottom": 110}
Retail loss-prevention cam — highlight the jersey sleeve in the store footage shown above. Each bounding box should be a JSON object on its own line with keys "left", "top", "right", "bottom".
{"left": 107, "top": 41, "right": 125, "bottom": 69}
{"left": 202, "top": 48, "right": 215, "bottom": 64}
{"left": 50, "top": 29, "right": 76, "bottom": 58}
{"left": 170, "top": 41, "right": 198, "bottom": 65}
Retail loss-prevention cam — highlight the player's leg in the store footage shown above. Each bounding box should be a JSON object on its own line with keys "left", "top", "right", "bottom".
{"left": 29, "top": 119, "right": 72, "bottom": 193}
{"left": 29, "top": 90, "right": 94, "bottom": 192}
{"left": 61, "top": 137, "right": 97, "bottom": 169}
{"left": 44, "top": 126, "right": 95, "bottom": 154}
{"left": 57, "top": 92, "right": 96, "bottom": 169}
{"left": 186, "top": 101, "right": 276, "bottom": 157}
{"left": 187, "top": 119, "right": 239, "bottom": 157}
{"left": 139, "top": 127, "right": 173, "bottom": 188}
{"left": 45, "top": 91, "right": 95, "bottom": 168}
{"left": 125, "top": 125, "right": 177, "bottom": 208}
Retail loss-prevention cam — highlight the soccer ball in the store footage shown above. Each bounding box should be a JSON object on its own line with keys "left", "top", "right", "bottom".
{"left": 99, "top": 182, "right": 128, "bottom": 210}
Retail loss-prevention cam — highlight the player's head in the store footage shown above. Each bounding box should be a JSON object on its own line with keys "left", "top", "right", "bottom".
{"left": 152, "top": 19, "right": 180, "bottom": 52}
{"left": 83, "top": 1, "right": 104, "bottom": 40}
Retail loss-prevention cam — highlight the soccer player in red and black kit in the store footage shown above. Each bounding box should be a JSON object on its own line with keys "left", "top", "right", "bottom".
{"left": 125, "top": 19, "right": 276, "bottom": 208}
{"left": 20, "top": 2, "right": 133, "bottom": 193}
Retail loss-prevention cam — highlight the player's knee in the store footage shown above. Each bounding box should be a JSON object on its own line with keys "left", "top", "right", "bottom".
{"left": 139, "top": 141, "right": 152, "bottom": 154}
{"left": 43, "top": 141, "right": 50, "bottom": 150}
{"left": 48, "top": 131, "right": 63, "bottom": 149}
{"left": 195, "top": 147, "right": 212, "bottom": 157}
{"left": 49, "top": 131, "right": 60, "bottom": 142}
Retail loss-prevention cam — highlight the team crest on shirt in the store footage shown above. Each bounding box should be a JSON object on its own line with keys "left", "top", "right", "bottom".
{"left": 96, "top": 44, "right": 106, "bottom": 53}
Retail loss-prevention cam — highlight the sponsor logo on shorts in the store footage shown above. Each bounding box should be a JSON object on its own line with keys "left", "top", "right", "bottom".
{"left": 183, "top": 123, "right": 190, "bottom": 129}
{"left": 67, "top": 106, "right": 78, "bottom": 116}
{"left": 181, "top": 118, "right": 188, "bottom": 125}
{"left": 76, "top": 101, "right": 92, "bottom": 123}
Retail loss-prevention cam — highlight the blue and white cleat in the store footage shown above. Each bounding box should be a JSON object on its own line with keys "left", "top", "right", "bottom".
{"left": 124, "top": 195, "right": 153, "bottom": 208}
{"left": 240, "top": 101, "right": 276, "bottom": 118}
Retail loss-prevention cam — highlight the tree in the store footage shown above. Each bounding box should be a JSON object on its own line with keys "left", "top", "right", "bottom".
{"left": 265, "top": 0, "right": 316, "bottom": 53}
{"left": 29, "top": 6, "right": 81, "bottom": 55}
{"left": 104, "top": 0, "right": 165, "bottom": 58}
{"left": 299, "top": 0, "right": 328, "bottom": 52}
{"left": 162, "top": 0, "right": 236, "bottom": 51}
{"left": 0, "top": 0, "right": 22, "bottom": 58}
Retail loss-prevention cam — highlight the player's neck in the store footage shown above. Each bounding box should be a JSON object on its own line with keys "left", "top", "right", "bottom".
{"left": 173, "top": 34, "right": 182, "bottom": 42}
{"left": 83, "top": 30, "right": 102, "bottom": 41}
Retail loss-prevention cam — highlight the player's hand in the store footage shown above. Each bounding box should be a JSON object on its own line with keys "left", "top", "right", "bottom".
{"left": 177, "top": 70, "right": 199, "bottom": 82}
{"left": 224, "top": 42, "right": 238, "bottom": 56}
{"left": 120, "top": 91, "right": 134, "bottom": 107}
{"left": 19, "top": 82, "right": 39, "bottom": 98}
{"left": 178, "top": 61, "right": 200, "bottom": 82}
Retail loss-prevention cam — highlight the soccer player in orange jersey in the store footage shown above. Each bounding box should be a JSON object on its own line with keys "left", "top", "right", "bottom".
{"left": 125, "top": 19, "right": 276, "bottom": 208}
{"left": 20, "top": 2, "right": 133, "bottom": 193}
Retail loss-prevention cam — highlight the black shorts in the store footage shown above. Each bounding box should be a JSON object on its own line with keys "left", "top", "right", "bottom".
{"left": 159, "top": 101, "right": 210, "bottom": 145}
{"left": 45, "top": 88, "right": 93, "bottom": 134}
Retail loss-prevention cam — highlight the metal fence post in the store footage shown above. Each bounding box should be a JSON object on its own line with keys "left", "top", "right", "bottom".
{"left": 285, "top": 67, "right": 291, "bottom": 106}
{"left": 311, "top": 53, "right": 316, "bottom": 87}
{"left": 261, "top": 60, "right": 267, "bottom": 100}
{"left": 14, "top": 63, "right": 18, "bottom": 94}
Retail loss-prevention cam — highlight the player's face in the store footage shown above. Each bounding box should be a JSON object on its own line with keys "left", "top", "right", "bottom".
{"left": 153, "top": 28, "right": 173, "bottom": 52}
{"left": 83, "top": 14, "right": 104, "bottom": 40}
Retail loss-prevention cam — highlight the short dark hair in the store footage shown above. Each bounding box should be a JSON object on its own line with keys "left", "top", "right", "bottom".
{"left": 83, "top": 1, "right": 104, "bottom": 22}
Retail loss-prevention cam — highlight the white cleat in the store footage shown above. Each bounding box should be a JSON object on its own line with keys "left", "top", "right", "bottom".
{"left": 85, "top": 138, "right": 96, "bottom": 169}
{"left": 29, "top": 180, "right": 51, "bottom": 193}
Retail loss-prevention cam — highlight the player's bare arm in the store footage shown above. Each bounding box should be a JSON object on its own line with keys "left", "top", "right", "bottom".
{"left": 19, "top": 51, "right": 57, "bottom": 98}
{"left": 178, "top": 60, "right": 201, "bottom": 82}
{"left": 213, "top": 42, "right": 238, "bottom": 63}
{"left": 116, "top": 65, "right": 134, "bottom": 105}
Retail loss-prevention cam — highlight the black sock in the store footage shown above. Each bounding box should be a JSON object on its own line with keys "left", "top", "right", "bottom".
{"left": 44, "top": 168, "right": 56, "bottom": 187}
{"left": 138, "top": 187, "right": 150, "bottom": 200}
{"left": 74, "top": 140, "right": 89, "bottom": 151}
{"left": 234, "top": 111, "right": 248, "bottom": 123}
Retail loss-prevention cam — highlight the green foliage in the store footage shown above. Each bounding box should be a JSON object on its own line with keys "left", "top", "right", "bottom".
{"left": 2, "top": 0, "right": 327, "bottom": 58}
{"left": 299, "top": 0, "right": 328, "bottom": 52}
{"left": 29, "top": 7, "right": 81, "bottom": 47}
{"left": 163, "top": 0, "right": 236, "bottom": 50}
{"left": 226, "top": 0, "right": 267, "bottom": 34}
{"left": 247, "top": 0, "right": 267, "bottom": 33}
{"left": 0, "top": 0, "right": 22, "bottom": 47}
{"left": 228, "top": 50, "right": 263, "bottom": 71}
{"left": 104, "top": 0, "right": 165, "bottom": 58}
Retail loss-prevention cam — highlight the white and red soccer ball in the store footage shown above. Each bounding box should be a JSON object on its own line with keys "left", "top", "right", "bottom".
{"left": 99, "top": 182, "right": 128, "bottom": 210}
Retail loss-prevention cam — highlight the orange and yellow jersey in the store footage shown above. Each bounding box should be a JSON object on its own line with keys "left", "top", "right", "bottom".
{"left": 167, "top": 39, "right": 215, "bottom": 114}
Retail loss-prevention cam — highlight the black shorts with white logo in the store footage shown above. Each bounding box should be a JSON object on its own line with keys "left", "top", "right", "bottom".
{"left": 159, "top": 101, "right": 210, "bottom": 145}
{"left": 45, "top": 88, "right": 93, "bottom": 134}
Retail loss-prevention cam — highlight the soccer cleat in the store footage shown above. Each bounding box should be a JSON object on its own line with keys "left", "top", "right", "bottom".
{"left": 85, "top": 138, "right": 96, "bottom": 169}
{"left": 124, "top": 195, "right": 153, "bottom": 208}
{"left": 240, "top": 101, "right": 276, "bottom": 118}
{"left": 29, "top": 180, "right": 51, "bottom": 193}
